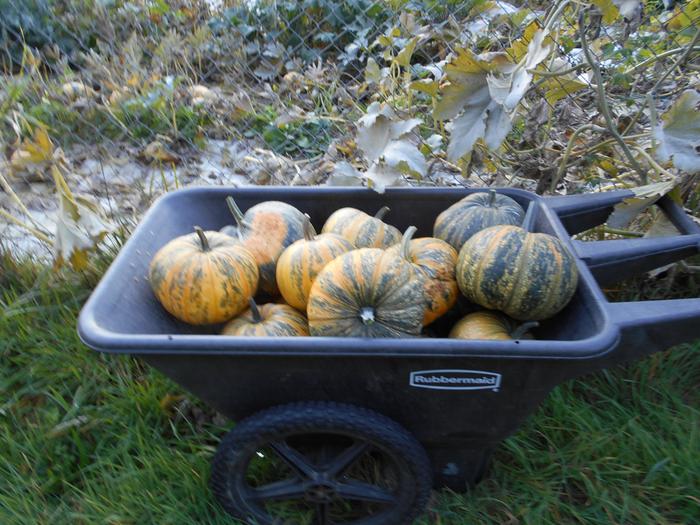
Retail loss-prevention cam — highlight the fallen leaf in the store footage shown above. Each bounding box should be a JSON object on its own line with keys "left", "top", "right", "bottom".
{"left": 62, "top": 81, "right": 96, "bottom": 101}
{"left": 54, "top": 193, "right": 110, "bottom": 271}
{"left": 142, "top": 141, "right": 179, "bottom": 163}
{"left": 189, "top": 84, "right": 215, "bottom": 105}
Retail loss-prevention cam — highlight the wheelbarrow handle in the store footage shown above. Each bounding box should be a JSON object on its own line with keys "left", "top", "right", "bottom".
{"left": 606, "top": 299, "right": 700, "bottom": 361}
{"left": 546, "top": 190, "right": 700, "bottom": 236}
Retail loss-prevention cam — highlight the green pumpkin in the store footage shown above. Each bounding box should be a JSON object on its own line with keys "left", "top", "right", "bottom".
{"left": 433, "top": 190, "right": 524, "bottom": 250}
{"left": 456, "top": 225, "right": 579, "bottom": 321}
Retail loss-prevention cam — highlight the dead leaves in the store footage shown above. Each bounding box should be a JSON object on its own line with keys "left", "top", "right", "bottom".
{"left": 8, "top": 127, "right": 110, "bottom": 270}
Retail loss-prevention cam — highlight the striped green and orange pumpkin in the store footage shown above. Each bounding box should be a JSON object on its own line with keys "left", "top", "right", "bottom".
{"left": 221, "top": 299, "right": 309, "bottom": 336}
{"left": 434, "top": 190, "right": 524, "bottom": 250}
{"left": 386, "top": 226, "right": 458, "bottom": 326}
{"left": 307, "top": 248, "right": 425, "bottom": 337}
{"left": 321, "top": 206, "right": 401, "bottom": 249}
{"left": 456, "top": 225, "right": 579, "bottom": 321}
{"left": 221, "top": 197, "right": 306, "bottom": 296}
{"left": 449, "top": 311, "right": 538, "bottom": 340}
{"left": 149, "top": 227, "right": 259, "bottom": 325}
{"left": 276, "top": 216, "right": 354, "bottom": 311}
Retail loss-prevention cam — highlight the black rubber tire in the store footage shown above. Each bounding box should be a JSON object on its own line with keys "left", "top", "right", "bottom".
{"left": 210, "top": 401, "right": 432, "bottom": 525}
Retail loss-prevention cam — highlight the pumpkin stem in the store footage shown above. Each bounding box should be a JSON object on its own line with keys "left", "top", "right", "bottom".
{"left": 303, "top": 214, "right": 317, "bottom": 241}
{"left": 521, "top": 201, "right": 539, "bottom": 232}
{"left": 511, "top": 321, "right": 539, "bottom": 340}
{"left": 487, "top": 189, "right": 497, "bottom": 206}
{"left": 400, "top": 226, "right": 417, "bottom": 260}
{"left": 248, "top": 298, "right": 263, "bottom": 323}
{"left": 359, "top": 307, "right": 375, "bottom": 325}
{"left": 225, "top": 196, "right": 246, "bottom": 228}
{"left": 374, "top": 206, "right": 390, "bottom": 220}
{"left": 194, "top": 226, "right": 210, "bottom": 251}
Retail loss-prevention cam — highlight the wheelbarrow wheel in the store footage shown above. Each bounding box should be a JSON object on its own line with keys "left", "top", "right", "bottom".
{"left": 210, "top": 401, "right": 432, "bottom": 525}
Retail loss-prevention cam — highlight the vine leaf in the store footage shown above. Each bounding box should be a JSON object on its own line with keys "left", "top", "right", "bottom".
{"left": 437, "top": 25, "right": 552, "bottom": 162}
{"left": 352, "top": 102, "right": 427, "bottom": 193}
{"left": 395, "top": 36, "right": 419, "bottom": 68}
{"left": 364, "top": 162, "right": 406, "bottom": 193}
{"left": 592, "top": 0, "right": 641, "bottom": 23}
{"left": 592, "top": 0, "right": 620, "bottom": 24}
{"left": 607, "top": 181, "right": 680, "bottom": 229}
{"left": 355, "top": 102, "right": 424, "bottom": 169}
{"left": 326, "top": 162, "right": 364, "bottom": 186}
{"left": 654, "top": 89, "right": 700, "bottom": 174}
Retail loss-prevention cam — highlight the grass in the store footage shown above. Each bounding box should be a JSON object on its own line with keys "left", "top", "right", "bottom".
{"left": 0, "top": 254, "right": 698, "bottom": 525}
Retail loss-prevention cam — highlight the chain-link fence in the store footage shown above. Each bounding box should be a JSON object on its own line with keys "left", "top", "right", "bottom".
{"left": 1, "top": 0, "right": 699, "bottom": 261}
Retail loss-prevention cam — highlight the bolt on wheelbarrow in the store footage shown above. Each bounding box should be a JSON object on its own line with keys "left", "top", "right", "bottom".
{"left": 78, "top": 186, "right": 700, "bottom": 525}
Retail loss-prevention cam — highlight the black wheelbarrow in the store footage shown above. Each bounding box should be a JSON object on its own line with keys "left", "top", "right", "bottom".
{"left": 78, "top": 187, "right": 700, "bottom": 525}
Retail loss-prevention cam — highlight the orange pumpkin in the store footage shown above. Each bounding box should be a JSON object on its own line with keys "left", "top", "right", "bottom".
{"left": 276, "top": 216, "right": 354, "bottom": 311}
{"left": 307, "top": 248, "right": 425, "bottom": 337}
{"left": 149, "top": 227, "right": 259, "bottom": 325}
{"left": 221, "top": 299, "right": 309, "bottom": 336}
{"left": 386, "top": 226, "right": 458, "bottom": 326}
{"left": 449, "top": 311, "right": 538, "bottom": 340}
{"left": 221, "top": 197, "right": 306, "bottom": 296}
{"left": 321, "top": 206, "right": 401, "bottom": 249}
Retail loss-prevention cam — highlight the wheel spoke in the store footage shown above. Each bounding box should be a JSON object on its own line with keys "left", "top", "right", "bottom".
{"left": 335, "top": 480, "right": 397, "bottom": 504}
{"left": 269, "top": 440, "right": 318, "bottom": 479}
{"left": 324, "top": 441, "right": 370, "bottom": 478}
{"left": 315, "top": 503, "right": 333, "bottom": 525}
{"left": 248, "top": 478, "right": 307, "bottom": 501}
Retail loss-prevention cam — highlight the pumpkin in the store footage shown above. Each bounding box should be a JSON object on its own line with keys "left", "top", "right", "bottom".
{"left": 456, "top": 225, "right": 579, "bottom": 321}
{"left": 221, "top": 197, "right": 306, "bottom": 296}
{"left": 276, "top": 216, "right": 354, "bottom": 311}
{"left": 221, "top": 299, "right": 309, "bottom": 336}
{"left": 321, "top": 206, "right": 401, "bottom": 249}
{"left": 433, "top": 190, "right": 525, "bottom": 250}
{"left": 307, "top": 248, "right": 425, "bottom": 337}
{"left": 449, "top": 311, "right": 538, "bottom": 340}
{"left": 149, "top": 227, "right": 259, "bottom": 325}
{"left": 386, "top": 226, "right": 458, "bottom": 326}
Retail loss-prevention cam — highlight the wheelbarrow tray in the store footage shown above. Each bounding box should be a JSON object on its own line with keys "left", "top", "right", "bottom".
{"left": 78, "top": 186, "right": 700, "bottom": 488}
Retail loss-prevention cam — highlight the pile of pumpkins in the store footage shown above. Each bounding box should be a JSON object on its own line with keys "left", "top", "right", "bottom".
{"left": 148, "top": 191, "right": 579, "bottom": 340}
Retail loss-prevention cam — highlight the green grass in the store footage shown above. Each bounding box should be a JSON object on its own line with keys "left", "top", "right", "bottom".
{"left": 1, "top": 255, "right": 698, "bottom": 525}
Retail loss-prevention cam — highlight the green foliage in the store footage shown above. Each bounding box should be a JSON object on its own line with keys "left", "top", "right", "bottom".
{"left": 209, "top": 0, "right": 393, "bottom": 67}
{"left": 0, "top": 0, "right": 101, "bottom": 72}
{"left": 243, "top": 106, "right": 334, "bottom": 157}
